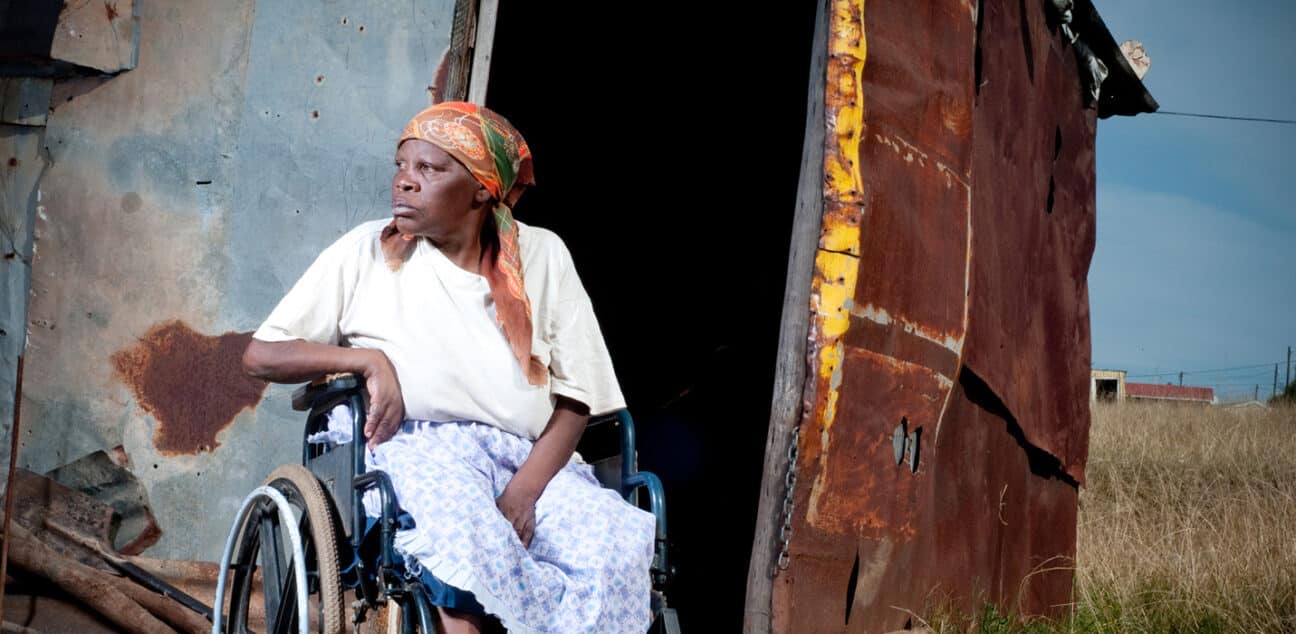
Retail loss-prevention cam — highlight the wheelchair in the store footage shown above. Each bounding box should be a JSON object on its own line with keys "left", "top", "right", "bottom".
{"left": 212, "top": 373, "right": 680, "bottom": 633}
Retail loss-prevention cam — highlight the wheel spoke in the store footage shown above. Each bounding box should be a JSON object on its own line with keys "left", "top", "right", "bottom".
{"left": 259, "top": 506, "right": 286, "bottom": 628}
{"left": 272, "top": 568, "right": 299, "bottom": 634}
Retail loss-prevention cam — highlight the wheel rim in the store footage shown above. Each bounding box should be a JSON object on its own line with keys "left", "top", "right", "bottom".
{"left": 224, "top": 465, "right": 345, "bottom": 634}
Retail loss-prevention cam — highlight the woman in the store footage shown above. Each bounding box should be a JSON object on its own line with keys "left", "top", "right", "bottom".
{"left": 242, "top": 102, "right": 655, "bottom": 633}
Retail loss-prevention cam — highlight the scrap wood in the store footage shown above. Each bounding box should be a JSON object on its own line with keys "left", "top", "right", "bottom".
{"left": 110, "top": 574, "right": 209, "bottom": 634}
{"left": 44, "top": 448, "right": 163, "bottom": 556}
{"left": 7, "top": 469, "right": 116, "bottom": 571}
{"left": 1, "top": 468, "right": 214, "bottom": 632}
{"left": 4, "top": 522, "right": 174, "bottom": 634}
{"left": 43, "top": 520, "right": 213, "bottom": 622}
{"left": 0, "top": 355, "right": 25, "bottom": 629}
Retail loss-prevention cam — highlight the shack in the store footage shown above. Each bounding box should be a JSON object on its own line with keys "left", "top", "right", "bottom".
{"left": 1125, "top": 383, "right": 1216, "bottom": 405}
{"left": 0, "top": 0, "right": 1154, "bottom": 631}
{"left": 1091, "top": 368, "right": 1127, "bottom": 401}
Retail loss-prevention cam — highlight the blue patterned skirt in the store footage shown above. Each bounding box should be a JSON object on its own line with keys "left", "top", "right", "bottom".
{"left": 322, "top": 413, "right": 655, "bottom": 633}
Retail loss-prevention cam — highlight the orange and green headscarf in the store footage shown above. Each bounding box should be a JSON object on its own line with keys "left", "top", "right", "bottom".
{"left": 380, "top": 102, "right": 544, "bottom": 386}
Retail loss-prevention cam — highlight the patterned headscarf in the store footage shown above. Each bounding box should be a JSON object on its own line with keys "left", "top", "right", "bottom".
{"left": 380, "top": 102, "right": 544, "bottom": 386}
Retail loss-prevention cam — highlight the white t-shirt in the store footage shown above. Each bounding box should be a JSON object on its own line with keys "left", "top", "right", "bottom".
{"left": 253, "top": 219, "right": 625, "bottom": 440}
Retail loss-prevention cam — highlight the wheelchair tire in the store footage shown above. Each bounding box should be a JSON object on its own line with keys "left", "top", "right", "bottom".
{"left": 225, "top": 464, "right": 346, "bottom": 634}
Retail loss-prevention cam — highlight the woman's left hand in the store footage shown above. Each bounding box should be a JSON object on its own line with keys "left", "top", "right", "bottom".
{"left": 496, "top": 482, "right": 540, "bottom": 548}
{"left": 495, "top": 398, "right": 587, "bottom": 549}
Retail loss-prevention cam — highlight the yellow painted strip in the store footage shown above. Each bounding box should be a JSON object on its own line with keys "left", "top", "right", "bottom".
{"left": 814, "top": 250, "right": 858, "bottom": 341}
{"left": 820, "top": 220, "right": 860, "bottom": 255}
{"left": 814, "top": 0, "right": 867, "bottom": 428}
{"left": 805, "top": 0, "right": 868, "bottom": 530}
{"left": 824, "top": 0, "right": 867, "bottom": 202}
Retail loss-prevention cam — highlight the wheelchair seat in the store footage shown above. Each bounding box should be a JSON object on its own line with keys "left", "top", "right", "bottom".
{"left": 212, "top": 373, "right": 680, "bottom": 634}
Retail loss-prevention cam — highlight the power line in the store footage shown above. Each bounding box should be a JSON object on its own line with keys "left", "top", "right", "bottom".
{"left": 1151, "top": 110, "right": 1296, "bottom": 126}
{"left": 1126, "top": 361, "right": 1284, "bottom": 379}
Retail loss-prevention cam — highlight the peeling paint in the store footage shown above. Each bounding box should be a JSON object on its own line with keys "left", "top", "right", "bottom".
{"left": 819, "top": 213, "right": 860, "bottom": 256}
{"left": 802, "top": 0, "right": 870, "bottom": 531}
{"left": 814, "top": 251, "right": 858, "bottom": 341}
{"left": 851, "top": 303, "right": 963, "bottom": 353}
{"left": 824, "top": 0, "right": 867, "bottom": 202}
{"left": 872, "top": 131, "right": 970, "bottom": 189}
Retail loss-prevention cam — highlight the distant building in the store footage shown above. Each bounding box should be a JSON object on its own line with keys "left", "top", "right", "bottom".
{"left": 1125, "top": 382, "right": 1215, "bottom": 404}
{"left": 1090, "top": 370, "right": 1216, "bottom": 404}
{"left": 1091, "top": 369, "right": 1127, "bottom": 402}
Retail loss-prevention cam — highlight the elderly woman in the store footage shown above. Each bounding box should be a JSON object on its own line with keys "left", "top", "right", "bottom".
{"left": 242, "top": 102, "right": 655, "bottom": 633}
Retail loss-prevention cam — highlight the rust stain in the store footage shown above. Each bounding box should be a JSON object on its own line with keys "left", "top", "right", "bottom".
{"left": 805, "top": 347, "right": 944, "bottom": 538}
{"left": 117, "top": 508, "right": 162, "bottom": 556}
{"left": 777, "top": 0, "right": 1089, "bottom": 629}
{"left": 111, "top": 320, "right": 266, "bottom": 456}
{"left": 104, "top": 2, "right": 119, "bottom": 21}
{"left": 7, "top": 157, "right": 17, "bottom": 167}
{"left": 962, "top": 0, "right": 1097, "bottom": 482}
{"left": 108, "top": 444, "right": 130, "bottom": 466}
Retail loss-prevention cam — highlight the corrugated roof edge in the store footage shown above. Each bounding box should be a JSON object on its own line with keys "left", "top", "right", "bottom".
{"left": 1076, "top": 0, "right": 1159, "bottom": 118}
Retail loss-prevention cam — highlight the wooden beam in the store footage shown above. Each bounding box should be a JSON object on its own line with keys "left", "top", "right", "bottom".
{"left": 467, "top": 0, "right": 499, "bottom": 105}
{"left": 434, "top": 0, "right": 478, "bottom": 103}
{"left": 742, "top": 0, "right": 829, "bottom": 632}
{"left": 5, "top": 522, "right": 173, "bottom": 634}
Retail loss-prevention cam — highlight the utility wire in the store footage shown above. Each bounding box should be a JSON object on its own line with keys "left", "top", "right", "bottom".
{"left": 1151, "top": 110, "right": 1296, "bottom": 126}
{"left": 1127, "top": 361, "right": 1284, "bottom": 378}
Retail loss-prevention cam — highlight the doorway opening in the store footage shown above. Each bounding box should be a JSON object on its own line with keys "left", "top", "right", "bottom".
{"left": 1095, "top": 378, "right": 1119, "bottom": 401}
{"left": 486, "top": 3, "right": 818, "bottom": 629}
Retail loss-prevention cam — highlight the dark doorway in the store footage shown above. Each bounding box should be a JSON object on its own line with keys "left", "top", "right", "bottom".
{"left": 1096, "top": 379, "right": 1118, "bottom": 401}
{"left": 486, "top": 4, "right": 817, "bottom": 630}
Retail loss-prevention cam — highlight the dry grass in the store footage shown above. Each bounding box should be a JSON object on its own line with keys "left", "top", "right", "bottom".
{"left": 920, "top": 401, "right": 1296, "bottom": 633}
{"left": 1074, "top": 401, "right": 1296, "bottom": 632}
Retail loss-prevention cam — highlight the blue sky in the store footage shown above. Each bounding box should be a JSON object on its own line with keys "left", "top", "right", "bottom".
{"left": 1090, "top": 1, "right": 1296, "bottom": 401}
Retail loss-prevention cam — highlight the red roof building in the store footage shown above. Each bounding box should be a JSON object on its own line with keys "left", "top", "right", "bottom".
{"left": 1124, "top": 382, "right": 1215, "bottom": 404}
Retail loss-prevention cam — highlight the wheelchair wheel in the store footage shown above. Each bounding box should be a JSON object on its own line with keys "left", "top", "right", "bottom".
{"left": 225, "top": 464, "right": 345, "bottom": 634}
{"left": 356, "top": 584, "right": 436, "bottom": 634}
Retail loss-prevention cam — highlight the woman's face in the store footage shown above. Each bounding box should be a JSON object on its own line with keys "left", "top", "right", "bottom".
{"left": 391, "top": 139, "right": 488, "bottom": 238}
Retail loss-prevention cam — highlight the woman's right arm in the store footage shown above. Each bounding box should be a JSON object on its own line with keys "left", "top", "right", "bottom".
{"left": 243, "top": 339, "right": 376, "bottom": 384}
{"left": 242, "top": 339, "right": 407, "bottom": 448}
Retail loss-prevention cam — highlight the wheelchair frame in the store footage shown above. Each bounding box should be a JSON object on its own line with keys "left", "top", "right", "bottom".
{"left": 213, "top": 374, "right": 678, "bottom": 633}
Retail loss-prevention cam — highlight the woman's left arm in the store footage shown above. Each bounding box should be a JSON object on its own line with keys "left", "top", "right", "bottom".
{"left": 495, "top": 395, "right": 589, "bottom": 547}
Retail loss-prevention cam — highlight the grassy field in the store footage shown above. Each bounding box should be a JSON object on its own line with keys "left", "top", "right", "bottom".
{"left": 1072, "top": 401, "right": 1296, "bottom": 632}
{"left": 924, "top": 401, "right": 1296, "bottom": 632}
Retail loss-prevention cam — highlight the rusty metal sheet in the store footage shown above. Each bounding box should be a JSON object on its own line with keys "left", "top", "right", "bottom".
{"left": 48, "top": 0, "right": 139, "bottom": 74}
{"left": 772, "top": 0, "right": 1090, "bottom": 629}
{"left": 19, "top": 0, "right": 460, "bottom": 561}
{"left": 8, "top": 468, "right": 117, "bottom": 570}
{"left": 1, "top": 124, "right": 45, "bottom": 498}
{"left": 773, "top": 0, "right": 976, "bottom": 629}
{"left": 1, "top": 78, "right": 53, "bottom": 126}
{"left": 777, "top": 374, "right": 1077, "bottom": 632}
{"left": 962, "top": 0, "right": 1096, "bottom": 482}
{"left": 44, "top": 446, "right": 163, "bottom": 554}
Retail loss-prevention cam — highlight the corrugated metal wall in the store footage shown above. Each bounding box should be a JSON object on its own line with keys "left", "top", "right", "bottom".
{"left": 6, "top": 0, "right": 460, "bottom": 561}
{"left": 771, "top": 0, "right": 1096, "bottom": 629}
{"left": 1, "top": 120, "right": 44, "bottom": 495}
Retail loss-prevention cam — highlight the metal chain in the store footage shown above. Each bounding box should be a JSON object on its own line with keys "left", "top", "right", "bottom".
{"left": 774, "top": 421, "right": 801, "bottom": 574}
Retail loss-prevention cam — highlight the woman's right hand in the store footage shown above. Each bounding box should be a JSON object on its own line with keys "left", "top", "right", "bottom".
{"left": 362, "top": 349, "right": 405, "bottom": 449}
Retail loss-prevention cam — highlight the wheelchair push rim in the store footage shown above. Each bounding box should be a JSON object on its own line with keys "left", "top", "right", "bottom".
{"left": 215, "top": 464, "right": 346, "bottom": 634}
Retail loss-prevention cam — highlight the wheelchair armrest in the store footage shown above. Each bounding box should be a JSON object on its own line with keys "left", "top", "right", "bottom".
{"left": 292, "top": 372, "right": 364, "bottom": 411}
{"left": 603, "top": 409, "right": 673, "bottom": 586}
